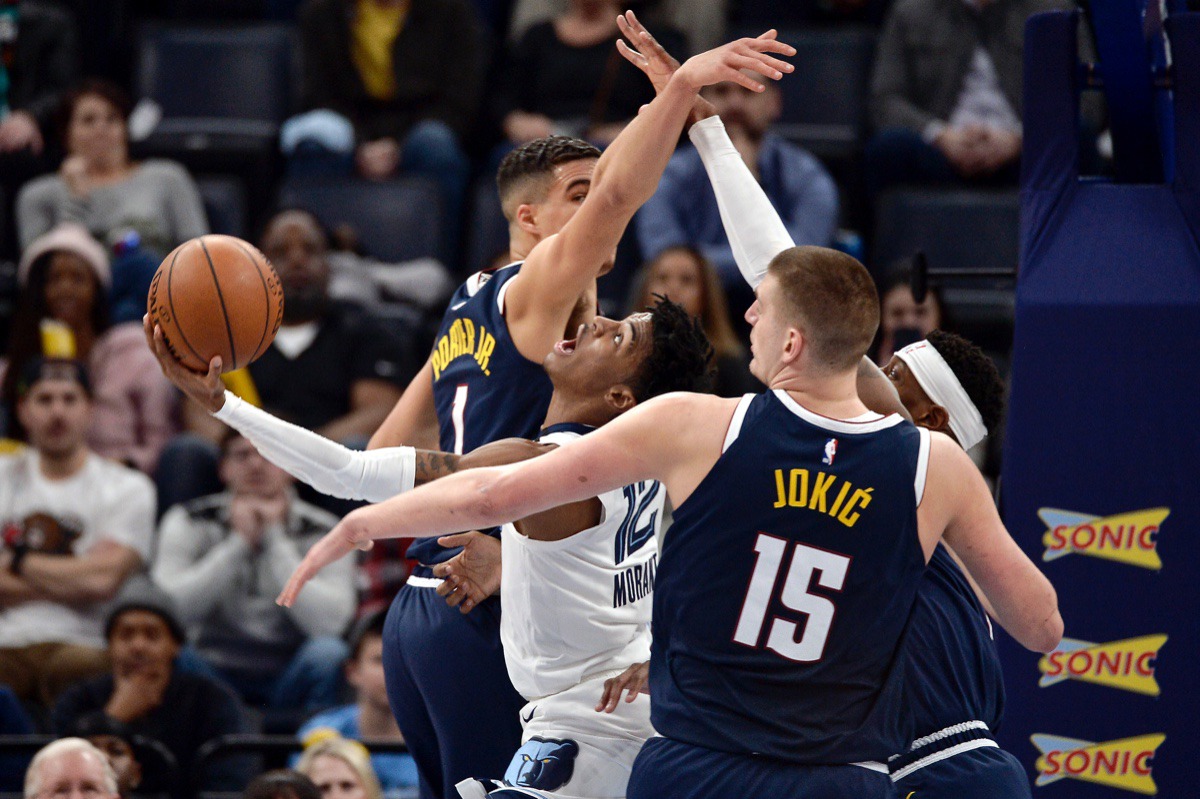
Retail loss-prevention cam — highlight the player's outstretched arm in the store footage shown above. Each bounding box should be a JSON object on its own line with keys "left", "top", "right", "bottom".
{"left": 507, "top": 23, "right": 796, "bottom": 360}
{"left": 617, "top": 12, "right": 794, "bottom": 289}
{"left": 277, "top": 391, "right": 736, "bottom": 606}
{"left": 920, "top": 434, "right": 1063, "bottom": 653}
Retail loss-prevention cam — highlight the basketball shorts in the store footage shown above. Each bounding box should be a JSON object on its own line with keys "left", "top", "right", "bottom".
{"left": 627, "top": 736, "right": 895, "bottom": 799}
{"left": 498, "top": 672, "right": 655, "bottom": 799}
{"left": 890, "top": 728, "right": 1031, "bottom": 799}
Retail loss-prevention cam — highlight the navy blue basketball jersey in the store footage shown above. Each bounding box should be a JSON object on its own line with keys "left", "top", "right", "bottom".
{"left": 649, "top": 390, "right": 930, "bottom": 764}
{"left": 901, "top": 544, "right": 1006, "bottom": 738}
{"left": 410, "top": 263, "right": 554, "bottom": 566}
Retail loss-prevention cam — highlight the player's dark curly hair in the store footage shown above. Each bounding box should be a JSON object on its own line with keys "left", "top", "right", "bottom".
{"left": 630, "top": 295, "right": 716, "bottom": 402}
{"left": 926, "top": 329, "right": 1005, "bottom": 434}
{"left": 496, "top": 136, "right": 602, "bottom": 207}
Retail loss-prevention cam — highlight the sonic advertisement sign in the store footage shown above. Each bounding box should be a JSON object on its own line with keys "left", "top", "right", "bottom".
{"left": 1020, "top": 507, "right": 1174, "bottom": 796}
{"left": 1038, "top": 635, "right": 1167, "bottom": 696}
{"left": 1031, "top": 734, "right": 1165, "bottom": 796}
{"left": 1039, "top": 508, "right": 1167, "bottom": 570}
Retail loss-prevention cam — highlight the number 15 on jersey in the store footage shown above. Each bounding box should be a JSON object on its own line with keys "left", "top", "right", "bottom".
{"left": 733, "top": 533, "right": 851, "bottom": 663}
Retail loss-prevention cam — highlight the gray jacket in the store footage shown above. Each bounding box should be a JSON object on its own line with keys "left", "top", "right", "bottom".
{"left": 870, "top": 0, "right": 1095, "bottom": 133}
{"left": 152, "top": 491, "right": 356, "bottom": 674}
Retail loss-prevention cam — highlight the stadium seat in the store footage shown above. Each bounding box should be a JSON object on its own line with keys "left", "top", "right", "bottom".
{"left": 276, "top": 177, "right": 444, "bottom": 263}
{"left": 733, "top": 26, "right": 878, "bottom": 161}
{"left": 464, "top": 177, "right": 509, "bottom": 275}
{"left": 135, "top": 23, "right": 295, "bottom": 148}
{"left": 134, "top": 24, "right": 295, "bottom": 215}
{"left": 197, "top": 175, "right": 249, "bottom": 239}
{"left": 873, "top": 188, "right": 1020, "bottom": 351}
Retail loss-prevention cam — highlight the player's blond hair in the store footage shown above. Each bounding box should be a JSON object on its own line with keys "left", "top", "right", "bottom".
{"left": 768, "top": 246, "right": 879, "bottom": 372}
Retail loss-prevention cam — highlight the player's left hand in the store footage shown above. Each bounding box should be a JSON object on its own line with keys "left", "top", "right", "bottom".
{"left": 672, "top": 30, "right": 795, "bottom": 94}
{"left": 432, "top": 532, "right": 502, "bottom": 614}
{"left": 595, "top": 660, "right": 650, "bottom": 713}
{"left": 277, "top": 515, "right": 374, "bottom": 607}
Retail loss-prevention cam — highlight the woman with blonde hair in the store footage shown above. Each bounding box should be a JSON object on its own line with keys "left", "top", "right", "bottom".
{"left": 296, "top": 736, "right": 383, "bottom": 799}
{"left": 629, "top": 245, "right": 758, "bottom": 397}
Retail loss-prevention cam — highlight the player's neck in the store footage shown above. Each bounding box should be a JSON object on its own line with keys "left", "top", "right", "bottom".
{"left": 771, "top": 368, "right": 870, "bottom": 420}
{"left": 542, "top": 393, "right": 612, "bottom": 430}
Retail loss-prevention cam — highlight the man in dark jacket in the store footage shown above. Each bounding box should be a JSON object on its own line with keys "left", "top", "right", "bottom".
{"left": 51, "top": 579, "right": 253, "bottom": 795}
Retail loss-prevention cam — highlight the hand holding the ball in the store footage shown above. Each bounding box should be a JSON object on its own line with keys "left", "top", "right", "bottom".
{"left": 143, "top": 313, "right": 226, "bottom": 413}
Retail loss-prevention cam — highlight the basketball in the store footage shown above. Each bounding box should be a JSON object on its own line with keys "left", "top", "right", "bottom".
{"left": 146, "top": 235, "right": 285, "bottom": 373}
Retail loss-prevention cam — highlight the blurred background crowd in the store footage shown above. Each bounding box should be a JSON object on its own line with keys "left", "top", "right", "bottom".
{"left": 0, "top": 0, "right": 1149, "bottom": 795}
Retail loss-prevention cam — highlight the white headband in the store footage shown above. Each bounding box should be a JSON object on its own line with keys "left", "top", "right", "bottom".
{"left": 895, "top": 340, "right": 988, "bottom": 451}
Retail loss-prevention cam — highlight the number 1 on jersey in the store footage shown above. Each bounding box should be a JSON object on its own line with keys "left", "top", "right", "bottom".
{"left": 733, "top": 533, "right": 851, "bottom": 663}
{"left": 451, "top": 385, "right": 468, "bottom": 455}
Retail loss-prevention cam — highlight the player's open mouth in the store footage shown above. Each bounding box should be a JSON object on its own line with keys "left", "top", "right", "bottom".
{"left": 555, "top": 338, "right": 577, "bottom": 355}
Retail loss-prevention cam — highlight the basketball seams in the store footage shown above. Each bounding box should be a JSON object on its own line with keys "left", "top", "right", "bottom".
{"left": 198, "top": 237, "right": 240, "bottom": 370}
{"left": 163, "top": 243, "right": 209, "bottom": 369}
{"left": 232, "top": 239, "right": 273, "bottom": 363}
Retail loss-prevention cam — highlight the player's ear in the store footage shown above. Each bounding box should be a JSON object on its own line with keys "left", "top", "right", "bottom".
{"left": 921, "top": 404, "right": 952, "bottom": 436}
{"left": 781, "top": 327, "right": 803, "bottom": 364}
{"left": 515, "top": 203, "right": 539, "bottom": 236}
{"left": 606, "top": 384, "right": 638, "bottom": 413}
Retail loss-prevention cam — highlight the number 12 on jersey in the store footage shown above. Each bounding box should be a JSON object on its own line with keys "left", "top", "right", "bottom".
{"left": 733, "top": 533, "right": 851, "bottom": 663}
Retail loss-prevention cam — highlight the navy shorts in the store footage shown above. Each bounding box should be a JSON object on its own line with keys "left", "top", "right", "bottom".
{"left": 892, "top": 744, "right": 1030, "bottom": 799}
{"left": 383, "top": 573, "right": 526, "bottom": 799}
{"left": 628, "top": 736, "right": 897, "bottom": 799}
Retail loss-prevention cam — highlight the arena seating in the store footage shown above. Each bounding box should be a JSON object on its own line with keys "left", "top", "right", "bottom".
{"left": 277, "top": 176, "right": 444, "bottom": 263}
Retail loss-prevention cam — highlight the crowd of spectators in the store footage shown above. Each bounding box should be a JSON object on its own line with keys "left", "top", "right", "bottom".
{"left": 0, "top": 0, "right": 1072, "bottom": 794}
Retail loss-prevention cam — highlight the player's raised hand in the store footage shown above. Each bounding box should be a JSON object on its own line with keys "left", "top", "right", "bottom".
{"left": 672, "top": 30, "right": 795, "bottom": 94}
{"left": 596, "top": 660, "right": 650, "bottom": 713}
{"left": 143, "top": 313, "right": 226, "bottom": 413}
{"left": 616, "top": 10, "right": 681, "bottom": 94}
{"left": 432, "top": 531, "right": 503, "bottom": 614}
{"left": 277, "top": 515, "right": 374, "bottom": 607}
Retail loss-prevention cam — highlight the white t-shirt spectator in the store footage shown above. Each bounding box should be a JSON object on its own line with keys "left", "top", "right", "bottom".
{"left": 0, "top": 450, "right": 155, "bottom": 648}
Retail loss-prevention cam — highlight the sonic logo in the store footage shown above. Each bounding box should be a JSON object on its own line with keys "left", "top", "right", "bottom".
{"left": 1039, "top": 635, "right": 1167, "bottom": 696}
{"left": 1032, "top": 733, "right": 1164, "bottom": 795}
{"left": 1039, "top": 508, "right": 1168, "bottom": 570}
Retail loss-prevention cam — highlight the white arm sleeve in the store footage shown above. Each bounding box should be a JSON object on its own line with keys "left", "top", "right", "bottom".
{"left": 213, "top": 391, "right": 415, "bottom": 502}
{"left": 689, "top": 116, "right": 796, "bottom": 289}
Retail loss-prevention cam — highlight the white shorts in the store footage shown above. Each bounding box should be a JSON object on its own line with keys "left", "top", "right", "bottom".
{"left": 502, "top": 673, "right": 655, "bottom": 799}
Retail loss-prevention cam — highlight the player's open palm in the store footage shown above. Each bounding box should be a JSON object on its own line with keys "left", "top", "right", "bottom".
{"left": 278, "top": 514, "right": 373, "bottom": 607}
{"left": 143, "top": 314, "right": 226, "bottom": 412}
{"left": 433, "top": 531, "right": 502, "bottom": 614}
{"left": 673, "top": 30, "right": 795, "bottom": 93}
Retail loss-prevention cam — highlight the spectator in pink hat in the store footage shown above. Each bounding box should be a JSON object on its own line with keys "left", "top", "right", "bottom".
{"left": 2, "top": 223, "right": 178, "bottom": 473}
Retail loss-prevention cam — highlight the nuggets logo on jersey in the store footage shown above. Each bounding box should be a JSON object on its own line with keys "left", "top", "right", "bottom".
{"left": 1039, "top": 507, "right": 1167, "bottom": 570}
{"left": 431, "top": 317, "right": 497, "bottom": 379}
{"left": 503, "top": 738, "right": 579, "bottom": 792}
{"left": 772, "top": 468, "right": 874, "bottom": 528}
{"left": 1032, "top": 733, "right": 1165, "bottom": 795}
{"left": 1039, "top": 634, "right": 1167, "bottom": 696}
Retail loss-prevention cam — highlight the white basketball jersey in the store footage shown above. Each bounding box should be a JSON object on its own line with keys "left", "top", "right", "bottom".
{"left": 500, "top": 425, "right": 663, "bottom": 700}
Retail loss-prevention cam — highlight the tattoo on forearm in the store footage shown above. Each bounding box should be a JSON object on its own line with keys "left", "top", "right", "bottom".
{"left": 414, "top": 450, "right": 461, "bottom": 484}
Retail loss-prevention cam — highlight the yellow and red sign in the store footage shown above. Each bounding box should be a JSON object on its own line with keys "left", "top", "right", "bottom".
{"left": 1039, "top": 508, "right": 1168, "bottom": 570}
{"left": 1038, "top": 635, "right": 1167, "bottom": 696}
{"left": 1033, "top": 733, "right": 1165, "bottom": 795}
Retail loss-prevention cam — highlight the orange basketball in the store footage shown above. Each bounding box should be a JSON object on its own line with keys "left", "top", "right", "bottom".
{"left": 147, "top": 235, "right": 284, "bottom": 373}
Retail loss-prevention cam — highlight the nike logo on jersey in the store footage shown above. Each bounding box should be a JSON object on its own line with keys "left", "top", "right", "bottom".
{"left": 451, "top": 301, "right": 467, "bottom": 311}
{"left": 521, "top": 707, "right": 537, "bottom": 723}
